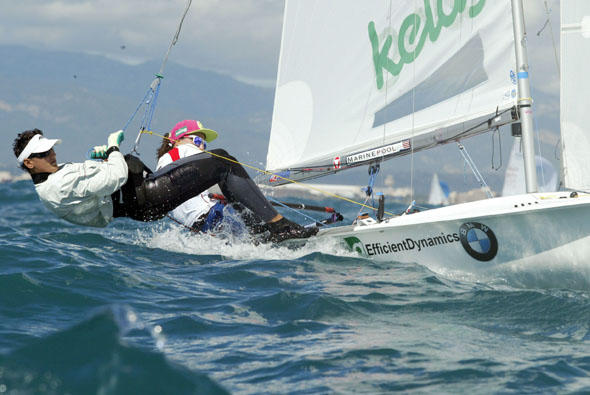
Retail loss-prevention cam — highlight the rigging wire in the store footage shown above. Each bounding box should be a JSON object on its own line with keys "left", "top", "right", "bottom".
{"left": 409, "top": 0, "right": 417, "bottom": 205}
{"left": 158, "top": 0, "right": 193, "bottom": 77}
{"left": 457, "top": 142, "right": 494, "bottom": 199}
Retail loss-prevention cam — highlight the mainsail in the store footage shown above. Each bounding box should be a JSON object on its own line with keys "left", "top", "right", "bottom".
{"left": 560, "top": 0, "right": 590, "bottom": 191}
{"left": 265, "top": 0, "right": 518, "bottom": 185}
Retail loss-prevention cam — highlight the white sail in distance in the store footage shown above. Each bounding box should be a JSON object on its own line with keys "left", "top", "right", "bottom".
{"left": 560, "top": 1, "right": 590, "bottom": 191}
{"left": 428, "top": 173, "right": 450, "bottom": 206}
{"left": 265, "top": 0, "right": 518, "bottom": 185}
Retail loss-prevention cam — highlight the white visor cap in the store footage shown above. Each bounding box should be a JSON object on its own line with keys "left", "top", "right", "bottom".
{"left": 17, "top": 134, "right": 62, "bottom": 164}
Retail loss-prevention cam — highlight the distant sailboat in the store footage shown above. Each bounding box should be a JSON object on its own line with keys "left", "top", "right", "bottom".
{"left": 264, "top": 0, "right": 590, "bottom": 269}
{"left": 428, "top": 174, "right": 450, "bottom": 206}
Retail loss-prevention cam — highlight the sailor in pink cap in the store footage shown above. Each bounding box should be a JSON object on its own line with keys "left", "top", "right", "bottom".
{"left": 156, "top": 120, "right": 220, "bottom": 230}
{"left": 154, "top": 120, "right": 316, "bottom": 240}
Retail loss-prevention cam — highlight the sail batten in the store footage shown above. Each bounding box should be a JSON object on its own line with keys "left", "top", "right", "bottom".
{"left": 265, "top": 0, "right": 518, "bottom": 186}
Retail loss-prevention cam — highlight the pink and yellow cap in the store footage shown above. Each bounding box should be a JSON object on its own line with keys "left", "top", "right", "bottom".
{"left": 169, "top": 120, "right": 218, "bottom": 143}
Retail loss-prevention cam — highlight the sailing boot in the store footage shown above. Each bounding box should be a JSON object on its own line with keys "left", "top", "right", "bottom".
{"left": 266, "top": 217, "right": 318, "bottom": 243}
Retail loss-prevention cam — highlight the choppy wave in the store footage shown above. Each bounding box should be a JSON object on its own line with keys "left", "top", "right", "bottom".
{"left": 0, "top": 307, "right": 228, "bottom": 394}
{"left": 1, "top": 180, "right": 589, "bottom": 393}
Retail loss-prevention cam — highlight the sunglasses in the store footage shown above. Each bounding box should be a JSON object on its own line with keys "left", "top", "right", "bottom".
{"left": 193, "top": 136, "right": 206, "bottom": 150}
{"left": 29, "top": 149, "right": 53, "bottom": 159}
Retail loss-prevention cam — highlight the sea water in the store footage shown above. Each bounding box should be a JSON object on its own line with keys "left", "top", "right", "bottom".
{"left": 1, "top": 180, "right": 589, "bottom": 394}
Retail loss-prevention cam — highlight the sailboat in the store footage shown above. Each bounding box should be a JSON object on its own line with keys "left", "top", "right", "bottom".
{"left": 428, "top": 173, "right": 450, "bottom": 206}
{"left": 264, "top": 0, "right": 590, "bottom": 269}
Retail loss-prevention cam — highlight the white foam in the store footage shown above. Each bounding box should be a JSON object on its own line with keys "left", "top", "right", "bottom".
{"left": 116, "top": 222, "right": 356, "bottom": 261}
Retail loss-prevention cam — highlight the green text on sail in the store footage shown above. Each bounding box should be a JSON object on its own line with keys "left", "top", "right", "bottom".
{"left": 369, "top": 0, "right": 486, "bottom": 89}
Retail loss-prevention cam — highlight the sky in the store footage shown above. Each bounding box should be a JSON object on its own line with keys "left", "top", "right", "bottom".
{"left": 0, "top": 0, "right": 285, "bottom": 87}
{"left": 0, "top": 0, "right": 560, "bottom": 88}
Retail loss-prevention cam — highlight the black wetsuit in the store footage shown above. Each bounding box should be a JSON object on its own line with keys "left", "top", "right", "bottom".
{"left": 112, "top": 150, "right": 278, "bottom": 223}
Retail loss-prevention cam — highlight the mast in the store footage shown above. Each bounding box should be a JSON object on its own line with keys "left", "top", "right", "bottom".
{"left": 511, "top": 0, "right": 538, "bottom": 193}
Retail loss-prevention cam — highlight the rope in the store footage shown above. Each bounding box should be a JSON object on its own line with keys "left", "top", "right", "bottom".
{"left": 122, "top": 88, "right": 152, "bottom": 132}
{"left": 357, "top": 164, "right": 380, "bottom": 220}
{"left": 363, "top": 164, "right": 380, "bottom": 199}
{"left": 454, "top": 107, "right": 513, "bottom": 140}
{"left": 146, "top": 81, "right": 161, "bottom": 132}
{"left": 130, "top": 77, "right": 162, "bottom": 154}
{"left": 140, "top": 129, "right": 398, "bottom": 217}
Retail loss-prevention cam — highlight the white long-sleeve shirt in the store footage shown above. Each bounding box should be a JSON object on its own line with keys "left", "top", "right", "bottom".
{"left": 156, "top": 144, "right": 216, "bottom": 227}
{"left": 35, "top": 151, "right": 128, "bottom": 227}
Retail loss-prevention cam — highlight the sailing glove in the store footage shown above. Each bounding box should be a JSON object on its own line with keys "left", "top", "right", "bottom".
{"left": 90, "top": 130, "right": 125, "bottom": 159}
{"left": 90, "top": 145, "right": 108, "bottom": 159}
{"left": 107, "top": 130, "right": 124, "bottom": 149}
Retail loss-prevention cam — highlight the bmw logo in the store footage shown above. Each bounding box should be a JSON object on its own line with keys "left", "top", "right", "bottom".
{"left": 459, "top": 222, "right": 498, "bottom": 261}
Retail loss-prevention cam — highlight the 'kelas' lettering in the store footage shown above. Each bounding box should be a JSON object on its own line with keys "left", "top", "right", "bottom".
{"left": 368, "top": 0, "right": 486, "bottom": 89}
{"left": 364, "top": 232, "right": 460, "bottom": 256}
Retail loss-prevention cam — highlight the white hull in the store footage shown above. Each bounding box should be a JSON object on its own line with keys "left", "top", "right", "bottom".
{"left": 310, "top": 192, "right": 590, "bottom": 272}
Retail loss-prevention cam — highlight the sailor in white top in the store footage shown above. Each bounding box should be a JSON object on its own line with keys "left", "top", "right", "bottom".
{"left": 17, "top": 130, "right": 128, "bottom": 227}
